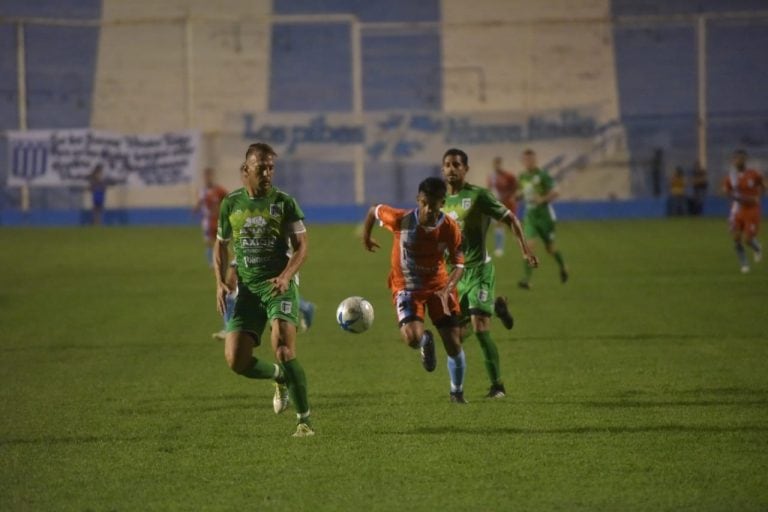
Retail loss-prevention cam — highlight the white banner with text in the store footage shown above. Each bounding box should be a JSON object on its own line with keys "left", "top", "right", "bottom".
{"left": 7, "top": 129, "right": 200, "bottom": 187}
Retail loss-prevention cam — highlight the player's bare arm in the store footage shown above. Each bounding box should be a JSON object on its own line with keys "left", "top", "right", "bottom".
{"left": 270, "top": 229, "right": 308, "bottom": 296}
{"left": 362, "top": 206, "right": 381, "bottom": 252}
{"left": 436, "top": 266, "right": 464, "bottom": 315}
{"left": 502, "top": 212, "right": 539, "bottom": 267}
{"left": 213, "top": 237, "right": 232, "bottom": 315}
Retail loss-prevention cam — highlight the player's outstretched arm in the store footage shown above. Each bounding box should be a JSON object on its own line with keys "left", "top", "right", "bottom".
{"left": 213, "top": 238, "right": 232, "bottom": 315}
{"left": 503, "top": 213, "right": 538, "bottom": 268}
{"left": 362, "top": 206, "right": 380, "bottom": 252}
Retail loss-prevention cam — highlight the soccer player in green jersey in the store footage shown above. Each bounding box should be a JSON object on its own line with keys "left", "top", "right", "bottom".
{"left": 441, "top": 148, "right": 538, "bottom": 398}
{"left": 518, "top": 148, "right": 569, "bottom": 289}
{"left": 213, "top": 142, "right": 314, "bottom": 437}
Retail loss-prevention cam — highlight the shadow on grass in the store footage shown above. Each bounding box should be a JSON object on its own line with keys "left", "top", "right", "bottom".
{"left": 135, "top": 393, "right": 253, "bottom": 405}
{"left": 119, "top": 391, "right": 383, "bottom": 415}
{"left": 401, "top": 424, "right": 768, "bottom": 436}
{"left": 511, "top": 333, "right": 765, "bottom": 342}
{"left": 0, "top": 435, "right": 147, "bottom": 446}
{"left": 678, "top": 387, "right": 768, "bottom": 396}
{"left": 0, "top": 342, "right": 197, "bottom": 352}
{"left": 581, "top": 399, "right": 768, "bottom": 408}
{"left": 311, "top": 391, "right": 386, "bottom": 409}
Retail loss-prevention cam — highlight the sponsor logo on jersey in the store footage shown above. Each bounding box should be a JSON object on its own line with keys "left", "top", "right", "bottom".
{"left": 270, "top": 204, "right": 283, "bottom": 216}
{"left": 280, "top": 301, "right": 292, "bottom": 314}
{"left": 240, "top": 237, "right": 275, "bottom": 248}
{"left": 462, "top": 198, "right": 472, "bottom": 210}
{"left": 243, "top": 216, "right": 267, "bottom": 228}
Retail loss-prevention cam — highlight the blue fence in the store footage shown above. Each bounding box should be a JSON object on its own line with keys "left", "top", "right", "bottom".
{"left": 0, "top": 197, "right": 733, "bottom": 226}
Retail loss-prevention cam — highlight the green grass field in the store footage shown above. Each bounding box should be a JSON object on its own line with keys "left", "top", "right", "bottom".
{"left": 1, "top": 219, "right": 767, "bottom": 511}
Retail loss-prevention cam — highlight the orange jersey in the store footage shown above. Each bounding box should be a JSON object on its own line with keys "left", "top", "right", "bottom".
{"left": 201, "top": 185, "right": 228, "bottom": 218}
{"left": 200, "top": 185, "right": 228, "bottom": 239}
{"left": 488, "top": 170, "right": 518, "bottom": 211}
{"left": 724, "top": 169, "right": 763, "bottom": 213}
{"left": 375, "top": 204, "right": 464, "bottom": 292}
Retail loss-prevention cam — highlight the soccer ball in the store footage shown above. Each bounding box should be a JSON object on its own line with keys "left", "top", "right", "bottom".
{"left": 336, "top": 296, "right": 374, "bottom": 333}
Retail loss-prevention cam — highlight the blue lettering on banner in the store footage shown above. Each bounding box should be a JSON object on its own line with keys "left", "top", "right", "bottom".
{"left": 239, "top": 109, "right": 600, "bottom": 161}
{"left": 445, "top": 117, "right": 524, "bottom": 144}
{"left": 243, "top": 114, "right": 364, "bottom": 155}
{"left": 288, "top": 116, "right": 364, "bottom": 154}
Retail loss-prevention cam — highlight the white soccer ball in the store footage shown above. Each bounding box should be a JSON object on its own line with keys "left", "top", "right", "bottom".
{"left": 336, "top": 296, "right": 374, "bottom": 333}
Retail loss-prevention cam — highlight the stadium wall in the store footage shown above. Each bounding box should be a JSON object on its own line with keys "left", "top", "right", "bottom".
{"left": 1, "top": 0, "right": 767, "bottom": 225}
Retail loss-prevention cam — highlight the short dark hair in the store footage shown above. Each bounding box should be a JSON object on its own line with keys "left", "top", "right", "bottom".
{"left": 523, "top": 148, "right": 536, "bottom": 156}
{"left": 443, "top": 148, "right": 468, "bottom": 166}
{"left": 245, "top": 142, "right": 277, "bottom": 160}
{"left": 418, "top": 176, "right": 447, "bottom": 198}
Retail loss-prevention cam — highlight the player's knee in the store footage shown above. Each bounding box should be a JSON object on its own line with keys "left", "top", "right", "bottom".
{"left": 400, "top": 326, "right": 421, "bottom": 348}
{"left": 402, "top": 333, "right": 419, "bottom": 348}
{"left": 274, "top": 345, "right": 294, "bottom": 363}
{"left": 225, "top": 352, "right": 250, "bottom": 375}
{"left": 471, "top": 315, "right": 491, "bottom": 333}
{"left": 441, "top": 331, "right": 462, "bottom": 357}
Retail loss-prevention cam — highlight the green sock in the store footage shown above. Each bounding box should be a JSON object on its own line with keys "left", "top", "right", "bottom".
{"left": 554, "top": 251, "right": 565, "bottom": 270}
{"left": 522, "top": 259, "right": 534, "bottom": 282}
{"left": 281, "top": 358, "right": 310, "bottom": 422}
{"left": 475, "top": 331, "right": 502, "bottom": 385}
{"left": 242, "top": 357, "right": 278, "bottom": 380}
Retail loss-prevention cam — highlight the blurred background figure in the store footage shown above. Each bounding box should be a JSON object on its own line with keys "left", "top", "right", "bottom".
{"left": 518, "top": 149, "right": 568, "bottom": 288}
{"left": 723, "top": 149, "right": 764, "bottom": 273}
{"left": 87, "top": 164, "right": 108, "bottom": 225}
{"left": 487, "top": 156, "right": 518, "bottom": 257}
{"left": 667, "top": 166, "right": 688, "bottom": 216}
{"left": 690, "top": 161, "right": 709, "bottom": 216}
{"left": 194, "top": 167, "right": 228, "bottom": 267}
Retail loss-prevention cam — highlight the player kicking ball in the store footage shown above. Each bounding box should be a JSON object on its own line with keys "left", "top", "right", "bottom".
{"left": 441, "top": 148, "right": 538, "bottom": 399}
{"left": 723, "top": 149, "right": 764, "bottom": 273}
{"left": 214, "top": 142, "right": 314, "bottom": 437}
{"left": 362, "top": 177, "right": 469, "bottom": 403}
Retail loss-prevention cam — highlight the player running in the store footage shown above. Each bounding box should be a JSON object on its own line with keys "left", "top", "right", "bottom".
{"left": 213, "top": 142, "right": 314, "bottom": 437}
{"left": 487, "top": 156, "right": 519, "bottom": 257}
{"left": 362, "top": 177, "right": 469, "bottom": 403}
{"left": 723, "top": 149, "right": 764, "bottom": 273}
{"left": 195, "top": 167, "right": 228, "bottom": 267}
{"left": 442, "top": 148, "right": 538, "bottom": 399}
{"left": 517, "top": 149, "right": 569, "bottom": 289}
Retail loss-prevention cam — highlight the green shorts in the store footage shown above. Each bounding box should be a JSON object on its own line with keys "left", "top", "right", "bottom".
{"left": 227, "top": 278, "right": 300, "bottom": 342}
{"left": 524, "top": 214, "right": 556, "bottom": 243}
{"left": 457, "top": 262, "right": 496, "bottom": 319}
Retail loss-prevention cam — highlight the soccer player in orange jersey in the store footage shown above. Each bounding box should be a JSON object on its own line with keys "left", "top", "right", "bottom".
{"left": 362, "top": 177, "right": 469, "bottom": 403}
{"left": 487, "top": 156, "right": 519, "bottom": 257}
{"left": 723, "top": 149, "right": 764, "bottom": 273}
{"left": 194, "top": 167, "right": 228, "bottom": 266}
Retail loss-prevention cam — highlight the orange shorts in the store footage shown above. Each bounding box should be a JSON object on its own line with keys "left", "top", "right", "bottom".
{"left": 730, "top": 208, "right": 761, "bottom": 238}
{"left": 392, "top": 288, "right": 461, "bottom": 329}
